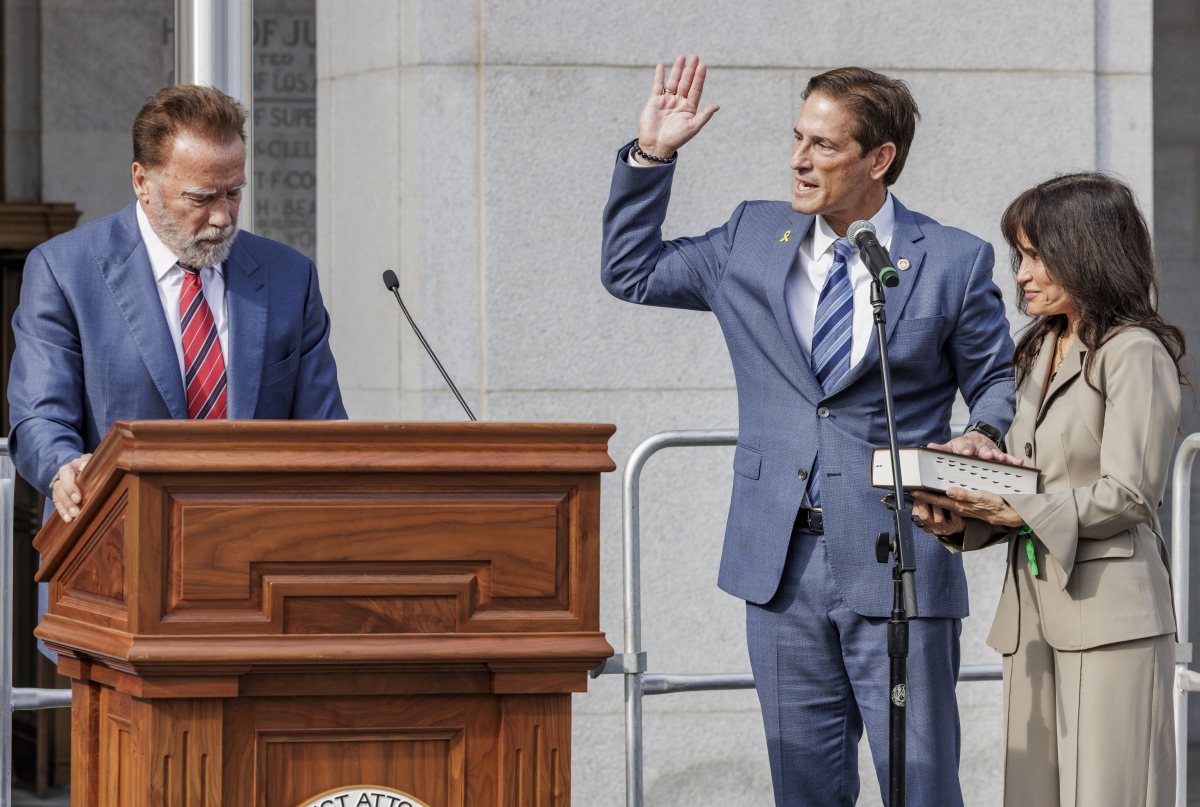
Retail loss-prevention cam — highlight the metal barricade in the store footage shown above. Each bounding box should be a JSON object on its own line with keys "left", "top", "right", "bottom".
{"left": 1173, "top": 433, "right": 1200, "bottom": 807}
{"left": 592, "top": 429, "right": 1004, "bottom": 807}
{"left": 0, "top": 439, "right": 72, "bottom": 806}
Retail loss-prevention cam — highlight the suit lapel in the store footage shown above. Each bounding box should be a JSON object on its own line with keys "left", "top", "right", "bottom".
{"left": 97, "top": 204, "right": 188, "bottom": 419}
{"left": 826, "top": 198, "right": 927, "bottom": 397}
{"left": 1020, "top": 331, "right": 1056, "bottom": 433}
{"left": 1004, "top": 331, "right": 1054, "bottom": 460}
{"left": 1036, "top": 333, "right": 1083, "bottom": 425}
{"left": 880, "top": 200, "right": 927, "bottom": 343}
{"left": 766, "top": 211, "right": 825, "bottom": 405}
{"left": 224, "top": 236, "right": 266, "bottom": 419}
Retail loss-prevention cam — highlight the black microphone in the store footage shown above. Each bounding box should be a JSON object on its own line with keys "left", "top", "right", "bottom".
{"left": 846, "top": 220, "right": 899, "bottom": 288}
{"left": 381, "top": 270, "right": 477, "bottom": 421}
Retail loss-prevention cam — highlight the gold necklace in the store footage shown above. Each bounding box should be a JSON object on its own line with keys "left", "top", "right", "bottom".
{"left": 1052, "top": 330, "right": 1071, "bottom": 378}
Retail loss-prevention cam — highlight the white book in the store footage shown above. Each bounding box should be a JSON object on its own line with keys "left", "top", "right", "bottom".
{"left": 871, "top": 446, "right": 1038, "bottom": 495}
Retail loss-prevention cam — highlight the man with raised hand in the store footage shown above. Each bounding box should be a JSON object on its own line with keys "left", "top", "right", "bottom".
{"left": 601, "top": 56, "right": 1016, "bottom": 806}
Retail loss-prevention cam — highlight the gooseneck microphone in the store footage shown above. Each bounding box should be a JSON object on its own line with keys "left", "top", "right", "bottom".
{"left": 381, "top": 270, "right": 477, "bottom": 421}
{"left": 847, "top": 220, "right": 899, "bottom": 288}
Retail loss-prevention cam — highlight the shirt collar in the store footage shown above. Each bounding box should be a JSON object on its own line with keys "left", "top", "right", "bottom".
{"left": 810, "top": 191, "right": 896, "bottom": 259}
{"left": 135, "top": 201, "right": 224, "bottom": 281}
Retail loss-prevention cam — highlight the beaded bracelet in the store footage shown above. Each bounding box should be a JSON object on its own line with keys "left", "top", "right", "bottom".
{"left": 633, "top": 140, "right": 677, "bottom": 165}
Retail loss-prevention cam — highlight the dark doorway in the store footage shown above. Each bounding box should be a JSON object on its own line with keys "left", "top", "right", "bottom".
{"left": 0, "top": 205, "right": 81, "bottom": 796}
{"left": 1155, "top": 0, "right": 1200, "bottom": 802}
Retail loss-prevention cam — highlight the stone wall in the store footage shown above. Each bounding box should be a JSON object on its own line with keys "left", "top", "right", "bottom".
{"left": 4, "top": 0, "right": 41, "bottom": 202}
{"left": 38, "top": 0, "right": 174, "bottom": 223}
{"left": 315, "top": 3, "right": 1153, "bottom": 804}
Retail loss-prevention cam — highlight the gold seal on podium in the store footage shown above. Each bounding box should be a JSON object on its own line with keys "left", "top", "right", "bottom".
{"left": 297, "top": 786, "right": 432, "bottom": 807}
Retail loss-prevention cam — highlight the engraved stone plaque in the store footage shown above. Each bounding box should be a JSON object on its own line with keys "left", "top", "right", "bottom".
{"left": 252, "top": 0, "right": 316, "bottom": 262}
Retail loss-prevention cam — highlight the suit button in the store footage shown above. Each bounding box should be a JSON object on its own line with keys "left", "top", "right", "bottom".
{"left": 1024, "top": 443, "right": 1033, "bottom": 459}
{"left": 817, "top": 407, "right": 830, "bottom": 419}
{"left": 798, "top": 469, "right": 808, "bottom": 481}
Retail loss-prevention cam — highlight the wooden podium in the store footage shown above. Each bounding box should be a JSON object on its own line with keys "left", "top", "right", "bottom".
{"left": 31, "top": 421, "right": 616, "bottom": 807}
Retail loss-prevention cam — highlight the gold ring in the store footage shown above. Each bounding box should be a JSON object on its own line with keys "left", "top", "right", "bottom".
{"left": 665, "top": 89, "right": 676, "bottom": 95}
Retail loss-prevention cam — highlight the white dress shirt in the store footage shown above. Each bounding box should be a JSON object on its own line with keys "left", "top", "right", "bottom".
{"left": 784, "top": 193, "right": 895, "bottom": 370}
{"left": 134, "top": 202, "right": 231, "bottom": 400}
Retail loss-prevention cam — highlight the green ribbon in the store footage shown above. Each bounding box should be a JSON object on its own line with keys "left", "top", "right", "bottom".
{"left": 1018, "top": 524, "right": 1038, "bottom": 577}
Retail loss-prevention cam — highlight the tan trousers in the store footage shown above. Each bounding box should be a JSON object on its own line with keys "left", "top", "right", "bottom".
{"left": 1002, "top": 538, "right": 1175, "bottom": 807}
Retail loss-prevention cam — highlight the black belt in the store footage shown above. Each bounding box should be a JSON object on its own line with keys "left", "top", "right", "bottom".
{"left": 796, "top": 507, "right": 824, "bottom": 534}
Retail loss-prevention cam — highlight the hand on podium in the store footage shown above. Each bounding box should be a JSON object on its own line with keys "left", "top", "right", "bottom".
{"left": 51, "top": 453, "right": 92, "bottom": 523}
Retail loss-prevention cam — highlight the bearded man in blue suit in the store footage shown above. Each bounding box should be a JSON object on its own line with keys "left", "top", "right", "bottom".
{"left": 601, "top": 59, "right": 1017, "bottom": 806}
{"left": 8, "top": 85, "right": 346, "bottom": 655}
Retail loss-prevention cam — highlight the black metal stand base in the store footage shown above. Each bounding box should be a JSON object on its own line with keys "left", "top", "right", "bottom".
{"left": 888, "top": 581, "right": 909, "bottom": 806}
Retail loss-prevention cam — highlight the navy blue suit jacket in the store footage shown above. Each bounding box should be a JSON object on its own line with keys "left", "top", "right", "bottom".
{"left": 601, "top": 144, "right": 1015, "bottom": 618}
{"left": 8, "top": 201, "right": 347, "bottom": 500}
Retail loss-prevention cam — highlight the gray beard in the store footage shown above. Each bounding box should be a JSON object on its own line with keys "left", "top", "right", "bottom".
{"left": 150, "top": 194, "right": 238, "bottom": 268}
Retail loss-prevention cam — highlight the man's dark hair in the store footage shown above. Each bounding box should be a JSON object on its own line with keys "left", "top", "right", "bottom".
{"left": 132, "top": 84, "right": 247, "bottom": 169}
{"left": 801, "top": 67, "right": 919, "bottom": 186}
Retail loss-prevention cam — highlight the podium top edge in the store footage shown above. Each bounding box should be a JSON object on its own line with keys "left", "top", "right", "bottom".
{"left": 111, "top": 420, "right": 617, "bottom": 440}
{"left": 92, "top": 420, "right": 618, "bottom": 474}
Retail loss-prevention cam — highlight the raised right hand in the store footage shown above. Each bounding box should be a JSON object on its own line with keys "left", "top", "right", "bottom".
{"left": 634, "top": 54, "right": 720, "bottom": 162}
{"left": 51, "top": 453, "right": 92, "bottom": 523}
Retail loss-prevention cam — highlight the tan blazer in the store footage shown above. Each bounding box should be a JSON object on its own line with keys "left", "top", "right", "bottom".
{"left": 948, "top": 326, "right": 1178, "bottom": 653}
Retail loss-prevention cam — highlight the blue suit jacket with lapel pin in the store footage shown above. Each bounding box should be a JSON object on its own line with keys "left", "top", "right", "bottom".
{"left": 7, "top": 200, "right": 348, "bottom": 506}
{"left": 601, "top": 143, "right": 1016, "bottom": 618}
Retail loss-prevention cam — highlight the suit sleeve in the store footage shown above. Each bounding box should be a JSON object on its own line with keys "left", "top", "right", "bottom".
{"left": 601, "top": 141, "right": 745, "bottom": 311}
{"left": 289, "top": 260, "right": 347, "bottom": 420}
{"left": 1004, "top": 336, "right": 1179, "bottom": 587}
{"left": 940, "top": 519, "right": 1014, "bottom": 554}
{"left": 7, "top": 247, "right": 87, "bottom": 495}
{"left": 949, "top": 241, "right": 1016, "bottom": 434}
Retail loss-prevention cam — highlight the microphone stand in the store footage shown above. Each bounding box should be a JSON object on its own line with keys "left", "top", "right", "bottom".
{"left": 869, "top": 275, "right": 919, "bottom": 807}
{"left": 382, "top": 270, "right": 477, "bottom": 422}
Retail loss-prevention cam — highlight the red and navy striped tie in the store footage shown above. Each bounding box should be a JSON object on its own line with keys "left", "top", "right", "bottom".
{"left": 178, "top": 262, "right": 228, "bottom": 420}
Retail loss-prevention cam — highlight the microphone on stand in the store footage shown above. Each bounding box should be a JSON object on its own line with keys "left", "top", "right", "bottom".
{"left": 381, "top": 270, "right": 477, "bottom": 422}
{"left": 851, "top": 216, "right": 915, "bottom": 806}
{"left": 847, "top": 220, "right": 899, "bottom": 288}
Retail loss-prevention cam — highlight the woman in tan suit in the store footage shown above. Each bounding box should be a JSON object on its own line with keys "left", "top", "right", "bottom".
{"left": 912, "top": 173, "right": 1187, "bottom": 807}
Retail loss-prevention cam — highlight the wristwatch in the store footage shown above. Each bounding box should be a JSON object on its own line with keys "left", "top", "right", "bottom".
{"left": 965, "top": 420, "right": 1006, "bottom": 453}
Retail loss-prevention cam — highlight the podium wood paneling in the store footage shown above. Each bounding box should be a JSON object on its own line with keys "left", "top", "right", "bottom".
{"left": 33, "top": 422, "right": 614, "bottom": 807}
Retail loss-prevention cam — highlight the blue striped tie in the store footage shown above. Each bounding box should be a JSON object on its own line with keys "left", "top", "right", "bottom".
{"left": 807, "top": 238, "right": 855, "bottom": 506}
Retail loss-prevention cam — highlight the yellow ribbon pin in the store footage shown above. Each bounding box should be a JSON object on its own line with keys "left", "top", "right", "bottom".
{"left": 780, "top": 230, "right": 791, "bottom": 243}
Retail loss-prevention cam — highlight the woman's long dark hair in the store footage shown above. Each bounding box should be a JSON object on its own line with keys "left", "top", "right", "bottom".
{"left": 1001, "top": 172, "right": 1187, "bottom": 389}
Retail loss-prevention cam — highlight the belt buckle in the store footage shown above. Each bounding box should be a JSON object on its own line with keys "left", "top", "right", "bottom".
{"left": 807, "top": 507, "right": 824, "bottom": 534}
